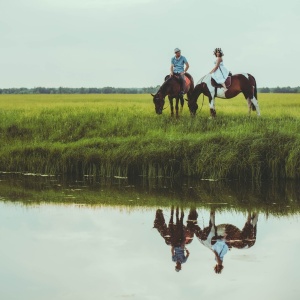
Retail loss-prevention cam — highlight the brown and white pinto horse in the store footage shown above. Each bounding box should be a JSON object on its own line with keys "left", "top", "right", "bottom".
{"left": 195, "top": 210, "right": 258, "bottom": 250}
{"left": 151, "top": 73, "right": 194, "bottom": 117}
{"left": 188, "top": 73, "right": 261, "bottom": 117}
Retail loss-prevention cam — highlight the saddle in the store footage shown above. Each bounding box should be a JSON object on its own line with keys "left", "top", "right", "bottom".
{"left": 211, "top": 72, "right": 232, "bottom": 89}
{"left": 164, "top": 74, "right": 191, "bottom": 94}
{"left": 211, "top": 72, "right": 232, "bottom": 97}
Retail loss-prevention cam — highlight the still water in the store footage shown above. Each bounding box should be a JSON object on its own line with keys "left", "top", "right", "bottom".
{"left": 0, "top": 174, "right": 300, "bottom": 300}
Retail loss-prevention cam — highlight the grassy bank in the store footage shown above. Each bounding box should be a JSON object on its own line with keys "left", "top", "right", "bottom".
{"left": 0, "top": 94, "right": 300, "bottom": 180}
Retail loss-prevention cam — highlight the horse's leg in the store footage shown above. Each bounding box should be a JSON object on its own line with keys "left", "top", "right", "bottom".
{"left": 209, "top": 210, "right": 217, "bottom": 236}
{"left": 179, "top": 95, "right": 184, "bottom": 113}
{"left": 169, "top": 206, "right": 174, "bottom": 223}
{"left": 251, "top": 212, "right": 258, "bottom": 228}
{"left": 187, "top": 209, "right": 198, "bottom": 229}
{"left": 175, "top": 97, "right": 180, "bottom": 118}
{"left": 250, "top": 96, "right": 261, "bottom": 116}
{"left": 243, "top": 84, "right": 260, "bottom": 116}
{"left": 168, "top": 96, "right": 174, "bottom": 116}
{"left": 240, "top": 211, "right": 258, "bottom": 247}
{"left": 209, "top": 97, "right": 216, "bottom": 118}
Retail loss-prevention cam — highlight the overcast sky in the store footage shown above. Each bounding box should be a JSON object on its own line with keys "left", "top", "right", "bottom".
{"left": 1, "top": 0, "right": 299, "bottom": 88}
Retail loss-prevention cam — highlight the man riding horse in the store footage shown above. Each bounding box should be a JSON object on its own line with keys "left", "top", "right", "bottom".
{"left": 170, "top": 48, "right": 190, "bottom": 96}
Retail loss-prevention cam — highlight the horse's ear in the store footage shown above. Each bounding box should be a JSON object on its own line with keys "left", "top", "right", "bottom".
{"left": 151, "top": 93, "right": 155, "bottom": 97}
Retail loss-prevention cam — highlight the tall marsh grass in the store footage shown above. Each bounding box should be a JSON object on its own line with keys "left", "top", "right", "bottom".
{"left": 0, "top": 93, "right": 300, "bottom": 180}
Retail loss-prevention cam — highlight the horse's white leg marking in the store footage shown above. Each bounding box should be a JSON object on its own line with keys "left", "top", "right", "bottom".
{"left": 251, "top": 213, "right": 258, "bottom": 227}
{"left": 251, "top": 96, "right": 261, "bottom": 116}
{"left": 209, "top": 98, "right": 215, "bottom": 110}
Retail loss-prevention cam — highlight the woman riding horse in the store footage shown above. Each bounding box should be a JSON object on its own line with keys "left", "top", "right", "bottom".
{"left": 188, "top": 72, "right": 261, "bottom": 117}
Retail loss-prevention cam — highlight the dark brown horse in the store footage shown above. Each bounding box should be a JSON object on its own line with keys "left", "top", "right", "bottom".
{"left": 151, "top": 73, "right": 194, "bottom": 117}
{"left": 153, "top": 207, "right": 197, "bottom": 272}
{"left": 188, "top": 73, "right": 261, "bottom": 117}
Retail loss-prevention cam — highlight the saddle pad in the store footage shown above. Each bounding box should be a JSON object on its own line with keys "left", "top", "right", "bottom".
{"left": 225, "top": 76, "right": 231, "bottom": 87}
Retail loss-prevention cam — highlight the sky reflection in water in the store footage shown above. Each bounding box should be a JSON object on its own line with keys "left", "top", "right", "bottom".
{"left": 0, "top": 202, "right": 299, "bottom": 300}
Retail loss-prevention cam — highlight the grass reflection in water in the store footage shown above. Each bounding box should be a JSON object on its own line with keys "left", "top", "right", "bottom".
{"left": 0, "top": 172, "right": 299, "bottom": 216}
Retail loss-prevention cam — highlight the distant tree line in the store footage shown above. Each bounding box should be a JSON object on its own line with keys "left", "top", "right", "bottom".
{"left": 0, "top": 86, "right": 160, "bottom": 94}
{"left": 258, "top": 86, "right": 300, "bottom": 93}
{"left": 0, "top": 86, "right": 299, "bottom": 94}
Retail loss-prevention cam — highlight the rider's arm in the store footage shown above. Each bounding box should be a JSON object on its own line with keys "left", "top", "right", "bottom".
{"left": 184, "top": 62, "right": 189, "bottom": 73}
{"left": 210, "top": 57, "right": 222, "bottom": 74}
{"left": 170, "top": 64, "right": 174, "bottom": 75}
{"left": 171, "top": 246, "right": 175, "bottom": 255}
{"left": 213, "top": 250, "right": 222, "bottom": 265}
{"left": 185, "top": 247, "right": 190, "bottom": 257}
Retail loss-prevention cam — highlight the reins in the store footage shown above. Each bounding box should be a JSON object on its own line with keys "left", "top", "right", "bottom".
{"left": 198, "top": 93, "right": 205, "bottom": 113}
{"left": 195, "top": 74, "right": 210, "bottom": 114}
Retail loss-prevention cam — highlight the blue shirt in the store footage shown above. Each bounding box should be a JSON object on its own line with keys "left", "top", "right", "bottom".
{"left": 212, "top": 239, "right": 228, "bottom": 261}
{"left": 172, "top": 247, "right": 188, "bottom": 263}
{"left": 171, "top": 55, "right": 188, "bottom": 73}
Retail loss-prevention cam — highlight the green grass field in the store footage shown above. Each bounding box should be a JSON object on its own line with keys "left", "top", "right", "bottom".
{"left": 0, "top": 93, "right": 300, "bottom": 180}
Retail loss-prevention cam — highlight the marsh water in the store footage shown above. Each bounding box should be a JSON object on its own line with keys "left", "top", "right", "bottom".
{"left": 1, "top": 173, "right": 300, "bottom": 300}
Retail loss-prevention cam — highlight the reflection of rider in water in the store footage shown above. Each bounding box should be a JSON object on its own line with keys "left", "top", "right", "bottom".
{"left": 196, "top": 210, "right": 258, "bottom": 274}
{"left": 170, "top": 208, "right": 189, "bottom": 271}
{"left": 153, "top": 206, "right": 190, "bottom": 272}
{"left": 212, "top": 235, "right": 229, "bottom": 274}
{"left": 195, "top": 211, "right": 230, "bottom": 274}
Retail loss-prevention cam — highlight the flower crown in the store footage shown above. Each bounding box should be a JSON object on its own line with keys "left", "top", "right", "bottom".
{"left": 213, "top": 48, "right": 224, "bottom": 56}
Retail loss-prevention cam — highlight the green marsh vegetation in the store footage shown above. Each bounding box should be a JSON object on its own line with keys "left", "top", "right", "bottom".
{"left": 0, "top": 93, "right": 300, "bottom": 181}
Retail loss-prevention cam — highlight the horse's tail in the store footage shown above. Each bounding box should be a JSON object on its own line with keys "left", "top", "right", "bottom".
{"left": 248, "top": 74, "right": 258, "bottom": 111}
{"left": 253, "top": 76, "right": 258, "bottom": 100}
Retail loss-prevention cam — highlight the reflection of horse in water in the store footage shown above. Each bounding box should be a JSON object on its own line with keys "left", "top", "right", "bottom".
{"left": 153, "top": 207, "right": 199, "bottom": 246}
{"left": 153, "top": 206, "right": 198, "bottom": 272}
{"left": 192, "top": 209, "right": 258, "bottom": 274}
{"left": 153, "top": 207, "right": 258, "bottom": 273}
{"left": 154, "top": 208, "right": 258, "bottom": 250}
{"left": 197, "top": 210, "right": 258, "bottom": 250}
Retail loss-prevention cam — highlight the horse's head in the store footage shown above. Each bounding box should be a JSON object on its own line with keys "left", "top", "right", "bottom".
{"left": 188, "top": 99, "right": 198, "bottom": 116}
{"left": 187, "top": 83, "right": 205, "bottom": 116}
{"left": 151, "top": 92, "right": 165, "bottom": 114}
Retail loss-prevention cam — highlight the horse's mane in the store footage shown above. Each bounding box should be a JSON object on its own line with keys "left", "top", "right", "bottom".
{"left": 196, "top": 73, "right": 211, "bottom": 85}
{"left": 157, "top": 75, "right": 174, "bottom": 94}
